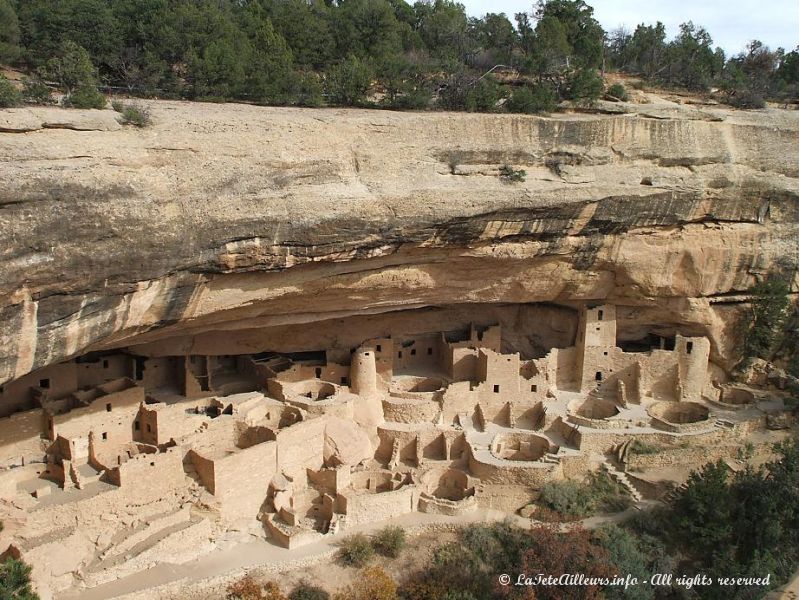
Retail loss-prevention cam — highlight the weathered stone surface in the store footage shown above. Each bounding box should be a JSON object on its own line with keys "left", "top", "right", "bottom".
{"left": 323, "top": 417, "right": 373, "bottom": 467}
{"left": 0, "top": 98, "right": 797, "bottom": 387}
{"left": 0, "top": 107, "right": 121, "bottom": 133}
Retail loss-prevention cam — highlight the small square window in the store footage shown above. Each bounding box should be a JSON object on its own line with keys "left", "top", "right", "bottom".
{"left": 596, "top": 327, "right": 600, "bottom": 331}
{"left": 411, "top": 349, "right": 417, "bottom": 356}
{"left": 103, "top": 360, "right": 109, "bottom": 369}
{"left": 146, "top": 424, "right": 152, "bottom": 433}
{"left": 315, "top": 368, "right": 322, "bottom": 378}
{"left": 106, "top": 403, "right": 112, "bottom": 412}
{"left": 376, "top": 344, "right": 382, "bottom": 352}
{"left": 595, "top": 372, "right": 602, "bottom": 382}
{"left": 603, "top": 351, "right": 608, "bottom": 356}
{"left": 101, "top": 432, "right": 108, "bottom": 440}
{"left": 134, "top": 421, "right": 140, "bottom": 431}
{"left": 598, "top": 310, "right": 604, "bottom": 321}
{"left": 686, "top": 341, "right": 694, "bottom": 355}
{"left": 398, "top": 351, "right": 403, "bottom": 358}
{"left": 341, "top": 377, "right": 348, "bottom": 385}
{"left": 39, "top": 378, "right": 50, "bottom": 389}
{"left": 150, "top": 462, "right": 155, "bottom": 467}
{"left": 493, "top": 385, "right": 500, "bottom": 393}
{"left": 531, "top": 384, "right": 537, "bottom": 392}
{"left": 427, "top": 347, "right": 433, "bottom": 355}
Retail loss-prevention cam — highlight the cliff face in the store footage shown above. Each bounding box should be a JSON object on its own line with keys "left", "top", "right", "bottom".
{"left": 1, "top": 98, "right": 797, "bottom": 387}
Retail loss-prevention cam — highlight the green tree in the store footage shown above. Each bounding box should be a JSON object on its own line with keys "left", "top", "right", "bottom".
{"left": 672, "top": 460, "right": 734, "bottom": 558}
{"left": 331, "top": 0, "right": 403, "bottom": 64}
{"left": 45, "top": 40, "right": 106, "bottom": 108}
{"left": 660, "top": 21, "right": 723, "bottom": 90}
{"left": 326, "top": 55, "right": 373, "bottom": 106}
{"left": 264, "top": 0, "right": 334, "bottom": 70}
{"left": 593, "top": 525, "right": 654, "bottom": 600}
{"left": 470, "top": 13, "right": 516, "bottom": 65}
{"left": 0, "top": 0, "right": 21, "bottom": 64}
{"left": 534, "top": 0, "right": 605, "bottom": 68}
{"left": 0, "top": 557, "right": 40, "bottom": 600}
{"left": 414, "top": 0, "right": 469, "bottom": 62}
{"left": 743, "top": 277, "right": 791, "bottom": 360}
{"left": 0, "top": 74, "right": 22, "bottom": 108}
{"left": 568, "top": 67, "right": 602, "bottom": 104}
{"left": 527, "top": 16, "right": 571, "bottom": 79}
{"left": 621, "top": 22, "right": 667, "bottom": 78}
{"left": 506, "top": 83, "right": 557, "bottom": 113}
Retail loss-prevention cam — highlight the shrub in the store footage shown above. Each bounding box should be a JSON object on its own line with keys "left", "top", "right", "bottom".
{"left": 63, "top": 85, "right": 106, "bottom": 109}
{"left": 627, "top": 439, "right": 662, "bottom": 455}
{"left": 499, "top": 164, "right": 526, "bottom": 183}
{"left": 592, "top": 525, "right": 654, "bottom": 600}
{"left": 506, "top": 84, "right": 557, "bottom": 113}
{"left": 724, "top": 90, "right": 766, "bottom": 109}
{"left": 539, "top": 480, "right": 594, "bottom": 518}
{"left": 326, "top": 56, "right": 373, "bottom": 106}
{"left": 605, "top": 82, "right": 628, "bottom": 101}
{"left": 21, "top": 77, "right": 54, "bottom": 105}
{"left": 0, "top": 558, "right": 40, "bottom": 600}
{"left": 539, "top": 472, "right": 632, "bottom": 518}
{"left": 568, "top": 68, "right": 603, "bottom": 105}
{"left": 337, "top": 533, "right": 374, "bottom": 567}
{"left": 227, "top": 577, "right": 287, "bottom": 600}
{"left": 737, "top": 441, "right": 755, "bottom": 460}
{"left": 289, "top": 583, "right": 329, "bottom": 600}
{"left": 0, "top": 74, "right": 21, "bottom": 108}
{"left": 295, "top": 73, "right": 324, "bottom": 108}
{"left": 333, "top": 566, "right": 397, "bottom": 600}
{"left": 372, "top": 526, "right": 405, "bottom": 558}
{"left": 437, "top": 71, "right": 473, "bottom": 110}
{"left": 464, "top": 77, "right": 503, "bottom": 112}
{"left": 112, "top": 101, "right": 152, "bottom": 127}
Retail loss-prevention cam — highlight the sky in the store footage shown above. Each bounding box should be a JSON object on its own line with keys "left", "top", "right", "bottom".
{"left": 459, "top": 0, "right": 799, "bottom": 56}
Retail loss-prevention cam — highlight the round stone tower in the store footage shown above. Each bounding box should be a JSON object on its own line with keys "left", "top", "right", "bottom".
{"left": 350, "top": 347, "right": 378, "bottom": 396}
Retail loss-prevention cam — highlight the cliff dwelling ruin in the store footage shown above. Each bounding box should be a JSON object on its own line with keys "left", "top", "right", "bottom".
{"left": 0, "top": 301, "right": 791, "bottom": 595}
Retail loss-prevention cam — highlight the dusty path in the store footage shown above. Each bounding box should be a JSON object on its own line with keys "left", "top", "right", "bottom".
{"left": 63, "top": 504, "right": 653, "bottom": 600}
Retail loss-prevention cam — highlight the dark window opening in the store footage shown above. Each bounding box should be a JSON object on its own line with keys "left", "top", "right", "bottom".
{"left": 103, "top": 360, "right": 109, "bottom": 369}
{"left": 596, "top": 327, "right": 601, "bottom": 331}
{"left": 134, "top": 357, "right": 146, "bottom": 381}
{"left": 598, "top": 310, "right": 604, "bottom": 321}
{"left": 340, "top": 377, "right": 348, "bottom": 385}
{"left": 0, "top": 386, "right": 3, "bottom": 394}
{"left": 398, "top": 351, "right": 403, "bottom": 359}
{"left": 134, "top": 421, "right": 140, "bottom": 431}
{"left": 603, "top": 351, "right": 608, "bottom": 356}
{"left": 101, "top": 432, "right": 108, "bottom": 440}
{"left": 150, "top": 462, "right": 155, "bottom": 467}
{"left": 376, "top": 345, "right": 382, "bottom": 352}
{"left": 411, "top": 349, "right": 417, "bottom": 356}
{"left": 39, "top": 378, "right": 50, "bottom": 389}
{"left": 531, "top": 384, "right": 538, "bottom": 392}
{"left": 686, "top": 341, "right": 694, "bottom": 355}
{"left": 427, "top": 347, "right": 433, "bottom": 355}
{"left": 493, "top": 385, "right": 500, "bottom": 393}
{"left": 106, "top": 403, "right": 112, "bottom": 412}
{"left": 595, "top": 372, "right": 603, "bottom": 382}
{"left": 315, "top": 368, "right": 322, "bottom": 378}
{"left": 146, "top": 424, "right": 152, "bottom": 433}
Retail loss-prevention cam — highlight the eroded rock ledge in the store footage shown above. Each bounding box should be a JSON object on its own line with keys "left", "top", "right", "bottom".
{"left": 0, "top": 98, "right": 798, "bottom": 389}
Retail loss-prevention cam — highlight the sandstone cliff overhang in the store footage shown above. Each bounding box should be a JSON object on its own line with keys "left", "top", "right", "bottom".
{"left": 1, "top": 99, "right": 797, "bottom": 386}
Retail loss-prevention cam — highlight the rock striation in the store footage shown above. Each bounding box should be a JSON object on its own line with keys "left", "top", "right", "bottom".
{"left": 1, "top": 97, "right": 798, "bottom": 388}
